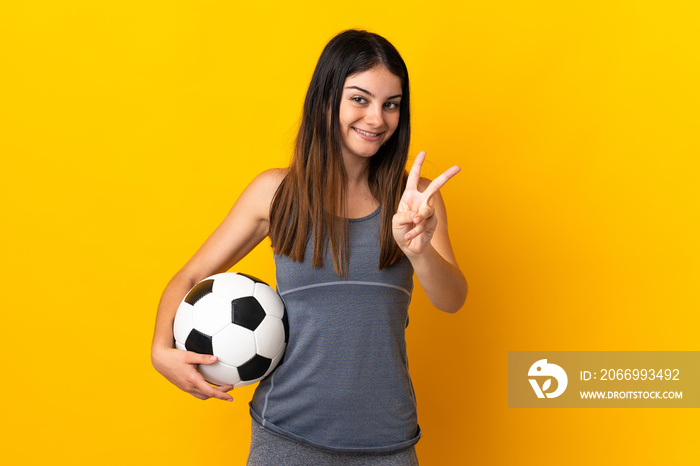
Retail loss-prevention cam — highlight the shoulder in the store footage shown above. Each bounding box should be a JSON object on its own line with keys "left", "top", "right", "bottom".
{"left": 234, "top": 168, "right": 288, "bottom": 222}
{"left": 417, "top": 177, "right": 444, "bottom": 202}
{"left": 250, "top": 168, "right": 288, "bottom": 192}
{"left": 244, "top": 168, "right": 288, "bottom": 202}
{"left": 417, "top": 177, "right": 432, "bottom": 192}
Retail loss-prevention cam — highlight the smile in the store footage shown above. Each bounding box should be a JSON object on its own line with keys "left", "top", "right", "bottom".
{"left": 352, "top": 127, "right": 382, "bottom": 138}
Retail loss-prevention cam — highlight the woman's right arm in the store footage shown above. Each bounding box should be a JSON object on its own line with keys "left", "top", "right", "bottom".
{"left": 151, "top": 168, "right": 286, "bottom": 401}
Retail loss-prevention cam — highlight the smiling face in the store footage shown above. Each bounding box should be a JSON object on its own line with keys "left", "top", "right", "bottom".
{"left": 338, "top": 66, "right": 403, "bottom": 164}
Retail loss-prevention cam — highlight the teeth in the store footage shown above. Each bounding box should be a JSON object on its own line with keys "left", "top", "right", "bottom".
{"left": 354, "top": 127, "right": 379, "bottom": 137}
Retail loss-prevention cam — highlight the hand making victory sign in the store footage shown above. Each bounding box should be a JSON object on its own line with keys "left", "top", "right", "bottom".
{"left": 392, "top": 151, "right": 461, "bottom": 256}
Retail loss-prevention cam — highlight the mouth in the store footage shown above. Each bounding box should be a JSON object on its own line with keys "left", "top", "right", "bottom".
{"left": 352, "top": 127, "right": 383, "bottom": 138}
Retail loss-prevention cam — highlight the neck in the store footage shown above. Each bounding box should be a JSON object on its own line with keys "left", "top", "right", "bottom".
{"left": 342, "top": 153, "right": 370, "bottom": 186}
{"left": 342, "top": 154, "right": 378, "bottom": 217}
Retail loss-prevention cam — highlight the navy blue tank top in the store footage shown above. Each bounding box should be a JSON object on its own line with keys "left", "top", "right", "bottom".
{"left": 249, "top": 207, "right": 421, "bottom": 453}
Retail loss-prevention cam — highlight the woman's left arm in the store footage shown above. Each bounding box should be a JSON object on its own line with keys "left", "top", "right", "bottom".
{"left": 392, "top": 151, "right": 467, "bottom": 313}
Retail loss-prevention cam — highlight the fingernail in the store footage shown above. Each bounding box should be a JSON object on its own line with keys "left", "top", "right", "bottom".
{"left": 209, "top": 356, "right": 217, "bottom": 361}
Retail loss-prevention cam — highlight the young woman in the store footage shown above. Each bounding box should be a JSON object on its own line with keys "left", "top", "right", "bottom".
{"left": 152, "top": 29, "right": 467, "bottom": 465}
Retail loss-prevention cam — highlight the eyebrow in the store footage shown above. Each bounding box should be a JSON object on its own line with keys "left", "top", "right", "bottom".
{"left": 345, "top": 85, "right": 402, "bottom": 100}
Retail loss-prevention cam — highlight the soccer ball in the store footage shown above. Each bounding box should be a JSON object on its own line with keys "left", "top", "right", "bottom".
{"left": 173, "top": 272, "right": 288, "bottom": 387}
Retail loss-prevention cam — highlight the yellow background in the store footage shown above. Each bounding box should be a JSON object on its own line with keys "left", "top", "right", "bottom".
{"left": 2, "top": 1, "right": 698, "bottom": 464}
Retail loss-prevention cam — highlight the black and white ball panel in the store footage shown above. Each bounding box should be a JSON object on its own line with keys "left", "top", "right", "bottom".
{"left": 195, "top": 293, "right": 238, "bottom": 335}
{"left": 232, "top": 296, "right": 267, "bottom": 331}
{"left": 184, "top": 328, "right": 213, "bottom": 355}
{"left": 212, "top": 324, "right": 256, "bottom": 366}
{"left": 209, "top": 273, "right": 255, "bottom": 300}
{"left": 254, "top": 283, "right": 289, "bottom": 344}
{"left": 198, "top": 356, "right": 241, "bottom": 386}
{"left": 252, "top": 284, "right": 285, "bottom": 320}
{"left": 184, "top": 278, "right": 214, "bottom": 305}
{"left": 254, "top": 316, "right": 286, "bottom": 358}
{"left": 173, "top": 272, "right": 287, "bottom": 387}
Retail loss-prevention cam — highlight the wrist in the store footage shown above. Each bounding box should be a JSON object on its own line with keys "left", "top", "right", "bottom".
{"left": 401, "top": 242, "right": 437, "bottom": 263}
{"left": 151, "top": 339, "right": 175, "bottom": 359}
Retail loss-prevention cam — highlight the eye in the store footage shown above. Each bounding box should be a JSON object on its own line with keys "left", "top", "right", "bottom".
{"left": 351, "top": 96, "right": 367, "bottom": 104}
{"left": 384, "top": 101, "right": 400, "bottom": 110}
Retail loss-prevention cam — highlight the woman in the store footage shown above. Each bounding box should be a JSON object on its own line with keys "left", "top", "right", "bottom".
{"left": 152, "top": 29, "right": 467, "bottom": 464}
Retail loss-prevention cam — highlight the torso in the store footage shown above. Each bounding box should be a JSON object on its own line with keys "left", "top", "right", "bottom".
{"left": 249, "top": 207, "right": 421, "bottom": 453}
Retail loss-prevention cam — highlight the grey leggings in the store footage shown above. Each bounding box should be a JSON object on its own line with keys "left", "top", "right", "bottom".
{"left": 247, "top": 421, "right": 419, "bottom": 466}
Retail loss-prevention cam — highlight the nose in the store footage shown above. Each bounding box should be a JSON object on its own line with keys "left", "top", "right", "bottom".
{"left": 364, "top": 104, "right": 384, "bottom": 128}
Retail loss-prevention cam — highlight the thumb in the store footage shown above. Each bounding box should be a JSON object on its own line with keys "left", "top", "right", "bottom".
{"left": 392, "top": 210, "right": 415, "bottom": 228}
{"left": 415, "top": 202, "right": 435, "bottom": 224}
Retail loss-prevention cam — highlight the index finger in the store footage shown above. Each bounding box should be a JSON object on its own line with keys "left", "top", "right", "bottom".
{"left": 422, "top": 165, "right": 461, "bottom": 200}
{"left": 406, "top": 151, "right": 427, "bottom": 191}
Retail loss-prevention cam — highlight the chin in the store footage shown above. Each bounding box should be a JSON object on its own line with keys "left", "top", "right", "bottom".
{"left": 353, "top": 144, "right": 383, "bottom": 158}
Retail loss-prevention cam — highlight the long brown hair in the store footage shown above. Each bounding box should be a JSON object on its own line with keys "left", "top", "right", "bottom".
{"left": 269, "top": 29, "right": 411, "bottom": 276}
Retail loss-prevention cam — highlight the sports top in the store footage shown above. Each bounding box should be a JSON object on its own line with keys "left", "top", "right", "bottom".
{"left": 249, "top": 206, "right": 421, "bottom": 454}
